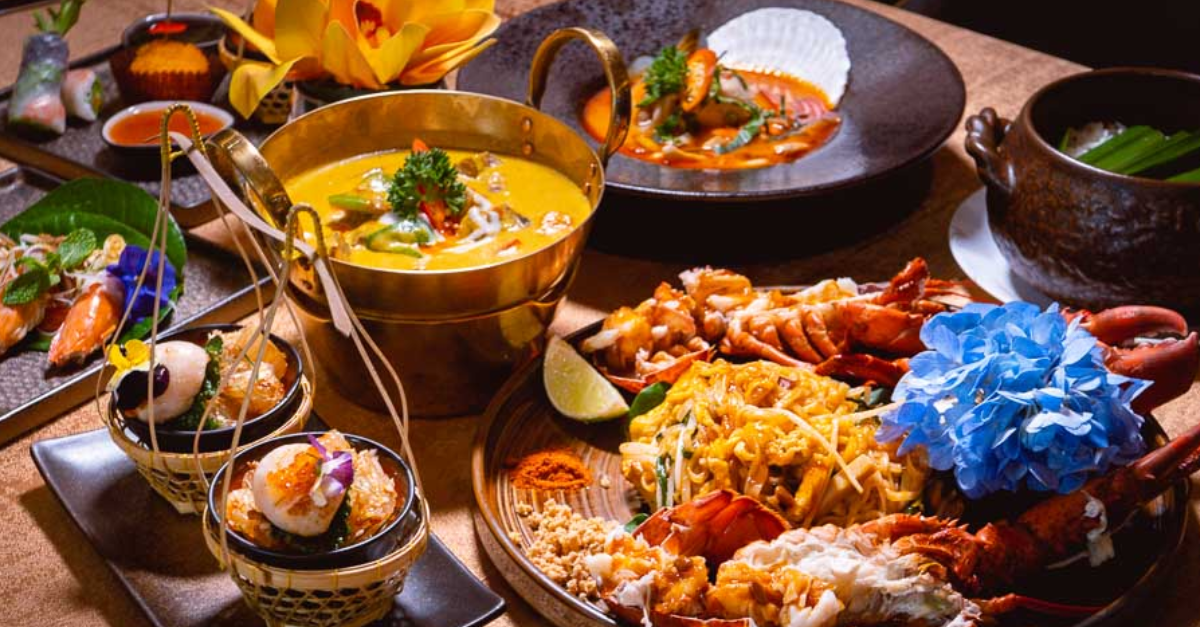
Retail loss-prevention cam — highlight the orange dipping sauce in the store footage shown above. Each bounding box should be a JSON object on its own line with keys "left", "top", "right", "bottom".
{"left": 107, "top": 108, "right": 227, "bottom": 146}
{"left": 583, "top": 69, "right": 841, "bottom": 170}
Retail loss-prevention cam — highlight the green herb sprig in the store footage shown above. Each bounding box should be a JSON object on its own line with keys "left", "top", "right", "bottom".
{"left": 2, "top": 227, "right": 96, "bottom": 306}
{"left": 386, "top": 148, "right": 467, "bottom": 220}
{"left": 639, "top": 46, "right": 688, "bottom": 107}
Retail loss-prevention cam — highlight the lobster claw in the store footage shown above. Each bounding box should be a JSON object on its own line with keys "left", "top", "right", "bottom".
{"left": 634, "top": 490, "right": 788, "bottom": 568}
{"left": 815, "top": 354, "right": 909, "bottom": 388}
{"left": 1076, "top": 306, "right": 1199, "bottom": 413}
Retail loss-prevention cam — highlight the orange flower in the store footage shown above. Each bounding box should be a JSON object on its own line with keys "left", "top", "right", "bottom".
{"left": 213, "top": 0, "right": 499, "bottom": 117}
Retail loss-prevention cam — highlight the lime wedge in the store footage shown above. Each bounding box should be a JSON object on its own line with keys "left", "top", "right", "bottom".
{"left": 543, "top": 336, "right": 629, "bottom": 422}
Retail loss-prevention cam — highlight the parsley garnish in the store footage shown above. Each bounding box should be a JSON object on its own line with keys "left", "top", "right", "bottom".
{"left": 386, "top": 148, "right": 468, "bottom": 220}
{"left": 639, "top": 45, "right": 688, "bottom": 107}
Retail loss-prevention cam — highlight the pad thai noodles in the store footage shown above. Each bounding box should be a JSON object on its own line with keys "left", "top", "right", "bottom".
{"left": 620, "top": 359, "right": 928, "bottom": 527}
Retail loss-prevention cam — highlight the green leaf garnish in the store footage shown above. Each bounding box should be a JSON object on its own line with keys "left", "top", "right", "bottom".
{"left": 629, "top": 381, "right": 669, "bottom": 419}
{"left": 653, "top": 110, "right": 686, "bottom": 143}
{"left": 387, "top": 148, "right": 468, "bottom": 220}
{"left": 1, "top": 179, "right": 187, "bottom": 273}
{"left": 714, "top": 105, "right": 766, "bottom": 155}
{"left": 623, "top": 513, "right": 649, "bottom": 533}
{"left": 57, "top": 228, "right": 97, "bottom": 269}
{"left": 639, "top": 45, "right": 688, "bottom": 107}
{"left": 2, "top": 266, "right": 51, "bottom": 305}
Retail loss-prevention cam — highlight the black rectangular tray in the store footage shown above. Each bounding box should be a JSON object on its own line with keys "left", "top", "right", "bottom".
{"left": 0, "top": 162, "right": 269, "bottom": 444}
{"left": 0, "top": 45, "right": 275, "bottom": 227}
{"left": 30, "top": 422, "right": 506, "bottom": 627}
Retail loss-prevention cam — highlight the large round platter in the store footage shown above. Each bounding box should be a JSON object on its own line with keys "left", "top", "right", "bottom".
{"left": 458, "top": 0, "right": 965, "bottom": 203}
{"left": 473, "top": 320, "right": 1189, "bottom": 627}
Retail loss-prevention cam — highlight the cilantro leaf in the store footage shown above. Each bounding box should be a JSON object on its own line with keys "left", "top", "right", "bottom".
{"left": 58, "top": 228, "right": 97, "bottom": 270}
{"left": 640, "top": 46, "right": 688, "bottom": 107}
{"left": 2, "top": 266, "right": 51, "bottom": 305}
{"left": 623, "top": 513, "right": 649, "bottom": 533}
{"left": 386, "top": 148, "right": 468, "bottom": 220}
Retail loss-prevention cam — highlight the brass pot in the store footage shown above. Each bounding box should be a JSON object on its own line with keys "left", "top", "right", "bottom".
{"left": 205, "top": 28, "right": 630, "bottom": 416}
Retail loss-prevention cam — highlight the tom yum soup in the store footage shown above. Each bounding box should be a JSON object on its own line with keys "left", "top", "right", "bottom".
{"left": 287, "top": 139, "right": 592, "bottom": 271}
{"left": 582, "top": 8, "right": 850, "bottom": 170}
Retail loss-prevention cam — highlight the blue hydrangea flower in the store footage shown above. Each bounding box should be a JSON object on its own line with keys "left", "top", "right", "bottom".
{"left": 878, "top": 302, "right": 1150, "bottom": 498}
{"left": 106, "top": 245, "right": 177, "bottom": 323}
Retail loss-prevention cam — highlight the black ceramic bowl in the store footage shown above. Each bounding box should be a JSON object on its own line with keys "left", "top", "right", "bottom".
{"left": 122, "top": 12, "right": 228, "bottom": 51}
{"left": 206, "top": 432, "right": 421, "bottom": 570}
{"left": 966, "top": 68, "right": 1200, "bottom": 316}
{"left": 116, "top": 324, "right": 304, "bottom": 453}
{"left": 458, "top": 0, "right": 965, "bottom": 203}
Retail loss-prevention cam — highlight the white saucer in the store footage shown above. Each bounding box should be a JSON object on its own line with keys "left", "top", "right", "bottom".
{"left": 948, "top": 188, "right": 1053, "bottom": 306}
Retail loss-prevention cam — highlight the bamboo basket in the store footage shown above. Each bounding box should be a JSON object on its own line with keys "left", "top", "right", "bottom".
{"left": 202, "top": 498, "right": 431, "bottom": 627}
{"left": 101, "top": 378, "right": 313, "bottom": 514}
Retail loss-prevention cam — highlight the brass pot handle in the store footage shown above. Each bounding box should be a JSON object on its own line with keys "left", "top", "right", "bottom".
{"left": 526, "top": 27, "right": 631, "bottom": 168}
{"left": 965, "top": 107, "right": 1015, "bottom": 195}
{"left": 205, "top": 128, "right": 295, "bottom": 228}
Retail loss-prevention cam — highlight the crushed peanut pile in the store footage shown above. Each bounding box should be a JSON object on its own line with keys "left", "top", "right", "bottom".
{"left": 516, "top": 500, "right": 617, "bottom": 601}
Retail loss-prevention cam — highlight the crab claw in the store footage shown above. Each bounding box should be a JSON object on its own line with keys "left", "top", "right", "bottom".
{"left": 1129, "top": 413, "right": 1200, "bottom": 496}
{"left": 634, "top": 490, "right": 788, "bottom": 568}
{"left": 815, "top": 354, "right": 909, "bottom": 387}
{"left": 1070, "top": 306, "right": 1199, "bottom": 413}
{"left": 602, "top": 347, "right": 716, "bottom": 394}
{"left": 1077, "top": 305, "right": 1189, "bottom": 344}
{"left": 977, "top": 594, "right": 1103, "bottom": 618}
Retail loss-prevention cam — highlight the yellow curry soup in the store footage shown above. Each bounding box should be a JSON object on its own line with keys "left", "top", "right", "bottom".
{"left": 286, "top": 149, "right": 592, "bottom": 271}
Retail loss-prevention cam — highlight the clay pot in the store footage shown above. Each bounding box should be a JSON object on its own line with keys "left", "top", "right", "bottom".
{"left": 965, "top": 68, "right": 1200, "bottom": 315}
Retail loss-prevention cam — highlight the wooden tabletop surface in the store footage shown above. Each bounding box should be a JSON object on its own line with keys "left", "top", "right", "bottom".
{"left": 1, "top": 1, "right": 1197, "bottom": 626}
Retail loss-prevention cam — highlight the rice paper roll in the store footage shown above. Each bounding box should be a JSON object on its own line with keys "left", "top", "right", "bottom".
{"left": 7, "top": 33, "right": 68, "bottom": 134}
{"left": 62, "top": 68, "right": 102, "bottom": 122}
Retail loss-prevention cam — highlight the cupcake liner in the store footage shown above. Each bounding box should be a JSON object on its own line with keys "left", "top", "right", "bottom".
{"left": 109, "top": 46, "right": 226, "bottom": 104}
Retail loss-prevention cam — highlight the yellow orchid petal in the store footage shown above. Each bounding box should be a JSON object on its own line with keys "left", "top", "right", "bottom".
{"left": 409, "top": 10, "right": 499, "bottom": 64}
{"left": 464, "top": 0, "right": 495, "bottom": 13}
{"left": 275, "top": 0, "right": 327, "bottom": 60}
{"left": 384, "top": 0, "right": 463, "bottom": 30}
{"left": 252, "top": 0, "right": 279, "bottom": 38}
{"left": 362, "top": 22, "right": 428, "bottom": 85}
{"left": 106, "top": 343, "right": 129, "bottom": 370}
{"left": 401, "top": 37, "right": 495, "bottom": 85}
{"left": 321, "top": 20, "right": 382, "bottom": 89}
{"left": 210, "top": 7, "right": 282, "bottom": 64}
{"left": 228, "top": 58, "right": 300, "bottom": 118}
{"left": 326, "top": 0, "right": 360, "bottom": 39}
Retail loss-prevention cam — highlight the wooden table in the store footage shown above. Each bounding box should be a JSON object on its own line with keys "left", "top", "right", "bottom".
{"left": 1, "top": 1, "right": 1198, "bottom": 626}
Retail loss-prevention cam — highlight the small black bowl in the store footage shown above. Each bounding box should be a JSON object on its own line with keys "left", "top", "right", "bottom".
{"left": 121, "top": 12, "right": 228, "bottom": 51}
{"left": 206, "top": 432, "right": 421, "bottom": 570}
{"left": 116, "top": 324, "right": 305, "bottom": 453}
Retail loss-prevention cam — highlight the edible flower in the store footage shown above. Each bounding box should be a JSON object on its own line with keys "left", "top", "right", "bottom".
{"left": 307, "top": 434, "right": 355, "bottom": 507}
{"left": 105, "top": 340, "right": 151, "bottom": 390}
{"left": 878, "top": 302, "right": 1150, "bottom": 498}
{"left": 106, "top": 245, "right": 177, "bottom": 323}
{"left": 213, "top": 0, "right": 500, "bottom": 117}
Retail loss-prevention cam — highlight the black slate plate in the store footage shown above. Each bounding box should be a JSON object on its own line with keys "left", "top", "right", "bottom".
{"left": 31, "top": 422, "right": 506, "bottom": 627}
{"left": 0, "top": 163, "right": 268, "bottom": 445}
{"left": 458, "top": 0, "right": 965, "bottom": 203}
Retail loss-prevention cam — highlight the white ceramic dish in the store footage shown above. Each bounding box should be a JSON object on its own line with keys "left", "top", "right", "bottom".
{"left": 949, "top": 187, "right": 1053, "bottom": 306}
{"left": 101, "top": 100, "right": 234, "bottom": 152}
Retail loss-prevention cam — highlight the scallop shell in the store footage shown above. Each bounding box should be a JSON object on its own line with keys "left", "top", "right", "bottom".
{"left": 707, "top": 8, "right": 851, "bottom": 106}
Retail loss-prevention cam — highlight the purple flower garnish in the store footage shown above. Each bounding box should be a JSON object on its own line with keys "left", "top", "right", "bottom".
{"left": 307, "top": 434, "right": 354, "bottom": 505}
{"left": 878, "top": 302, "right": 1150, "bottom": 498}
{"left": 106, "top": 245, "right": 177, "bottom": 323}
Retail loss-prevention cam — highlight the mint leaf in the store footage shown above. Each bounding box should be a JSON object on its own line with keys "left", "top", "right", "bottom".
{"left": 2, "top": 267, "right": 50, "bottom": 305}
{"left": 58, "top": 228, "right": 97, "bottom": 269}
